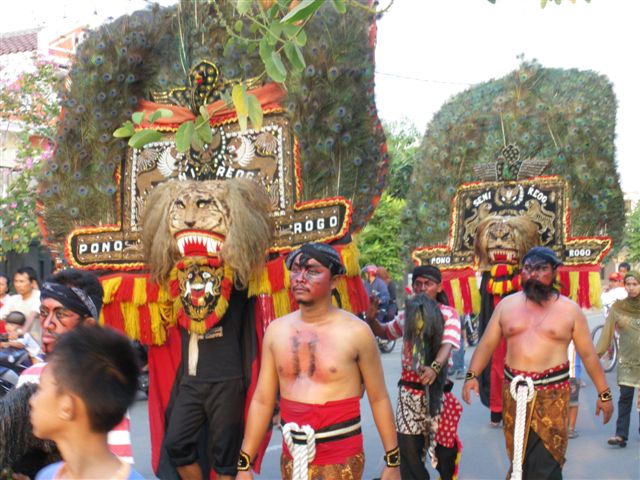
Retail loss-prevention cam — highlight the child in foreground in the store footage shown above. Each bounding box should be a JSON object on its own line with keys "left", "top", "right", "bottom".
{"left": 30, "top": 326, "right": 142, "bottom": 480}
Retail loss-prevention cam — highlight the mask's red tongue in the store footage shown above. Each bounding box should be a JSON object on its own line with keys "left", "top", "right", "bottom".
{"left": 190, "top": 287, "right": 205, "bottom": 306}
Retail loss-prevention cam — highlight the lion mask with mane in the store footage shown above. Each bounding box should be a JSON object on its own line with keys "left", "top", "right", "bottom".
{"left": 474, "top": 215, "right": 540, "bottom": 272}
{"left": 141, "top": 178, "right": 273, "bottom": 288}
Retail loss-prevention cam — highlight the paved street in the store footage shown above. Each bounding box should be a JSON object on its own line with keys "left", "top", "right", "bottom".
{"left": 130, "top": 310, "right": 639, "bottom": 479}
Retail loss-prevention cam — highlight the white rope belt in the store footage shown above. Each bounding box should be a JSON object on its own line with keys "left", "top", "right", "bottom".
{"left": 287, "top": 421, "right": 361, "bottom": 442}
{"left": 282, "top": 422, "right": 316, "bottom": 480}
{"left": 509, "top": 375, "right": 535, "bottom": 480}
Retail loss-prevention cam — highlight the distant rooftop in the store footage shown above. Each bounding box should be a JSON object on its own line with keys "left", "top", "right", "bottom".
{"left": 0, "top": 28, "right": 42, "bottom": 55}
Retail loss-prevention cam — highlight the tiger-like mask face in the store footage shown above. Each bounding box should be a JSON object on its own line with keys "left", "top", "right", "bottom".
{"left": 168, "top": 183, "right": 229, "bottom": 257}
{"left": 176, "top": 261, "right": 223, "bottom": 321}
{"left": 485, "top": 221, "right": 519, "bottom": 265}
{"left": 474, "top": 215, "right": 540, "bottom": 271}
{"left": 142, "top": 178, "right": 273, "bottom": 289}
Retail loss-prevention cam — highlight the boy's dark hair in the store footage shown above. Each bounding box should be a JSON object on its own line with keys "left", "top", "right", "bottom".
{"left": 618, "top": 262, "right": 631, "bottom": 271}
{"left": 5, "top": 311, "right": 27, "bottom": 326}
{"left": 49, "top": 326, "right": 139, "bottom": 433}
{"left": 15, "top": 267, "right": 39, "bottom": 286}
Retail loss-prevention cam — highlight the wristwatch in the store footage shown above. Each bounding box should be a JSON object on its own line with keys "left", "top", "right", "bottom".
{"left": 464, "top": 370, "right": 477, "bottom": 381}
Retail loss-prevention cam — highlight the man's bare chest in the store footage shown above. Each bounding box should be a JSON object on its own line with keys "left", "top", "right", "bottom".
{"left": 503, "top": 305, "right": 572, "bottom": 341}
{"left": 274, "top": 329, "right": 356, "bottom": 382}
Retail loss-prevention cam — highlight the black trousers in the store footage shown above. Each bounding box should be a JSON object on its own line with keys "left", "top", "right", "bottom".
{"left": 435, "top": 442, "right": 459, "bottom": 480}
{"left": 615, "top": 384, "right": 640, "bottom": 439}
{"left": 517, "top": 429, "right": 562, "bottom": 480}
{"left": 398, "top": 432, "right": 430, "bottom": 480}
{"left": 398, "top": 433, "right": 460, "bottom": 480}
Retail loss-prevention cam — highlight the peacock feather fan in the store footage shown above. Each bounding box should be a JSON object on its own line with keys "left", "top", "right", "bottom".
{"left": 288, "top": 2, "right": 387, "bottom": 230}
{"left": 403, "top": 58, "right": 624, "bottom": 251}
{"left": 39, "top": 4, "right": 173, "bottom": 248}
{"left": 38, "top": 0, "right": 387, "bottom": 257}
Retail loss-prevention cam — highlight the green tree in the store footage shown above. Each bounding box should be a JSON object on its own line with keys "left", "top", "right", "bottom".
{"left": 383, "top": 119, "right": 421, "bottom": 200}
{"left": 357, "top": 192, "right": 406, "bottom": 281}
{"left": 356, "top": 119, "right": 421, "bottom": 281}
{"left": 0, "top": 59, "right": 62, "bottom": 259}
{"left": 623, "top": 203, "right": 640, "bottom": 264}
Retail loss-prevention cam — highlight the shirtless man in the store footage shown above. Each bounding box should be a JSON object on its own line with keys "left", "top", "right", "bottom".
{"left": 236, "top": 243, "right": 400, "bottom": 480}
{"left": 462, "top": 246, "right": 613, "bottom": 479}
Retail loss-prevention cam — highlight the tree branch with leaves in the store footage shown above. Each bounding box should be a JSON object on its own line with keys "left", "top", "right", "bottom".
{"left": 0, "top": 58, "right": 62, "bottom": 259}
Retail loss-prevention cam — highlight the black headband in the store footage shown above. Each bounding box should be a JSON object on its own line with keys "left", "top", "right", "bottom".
{"left": 522, "top": 246, "right": 563, "bottom": 268}
{"left": 412, "top": 265, "right": 442, "bottom": 284}
{"left": 40, "top": 282, "right": 101, "bottom": 319}
{"left": 285, "top": 243, "right": 346, "bottom": 276}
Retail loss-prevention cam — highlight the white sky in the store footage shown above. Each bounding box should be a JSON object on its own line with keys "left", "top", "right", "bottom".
{"left": 375, "top": 0, "right": 639, "bottom": 193}
{"left": 1, "top": 0, "right": 637, "bottom": 191}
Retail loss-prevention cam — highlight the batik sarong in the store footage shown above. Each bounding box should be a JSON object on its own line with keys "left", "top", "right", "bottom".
{"left": 502, "top": 363, "right": 570, "bottom": 480}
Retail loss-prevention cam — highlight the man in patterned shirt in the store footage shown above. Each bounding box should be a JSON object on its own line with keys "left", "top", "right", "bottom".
{"left": 367, "top": 265, "right": 461, "bottom": 480}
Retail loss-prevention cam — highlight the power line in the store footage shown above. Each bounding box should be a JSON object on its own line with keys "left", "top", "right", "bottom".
{"left": 375, "top": 71, "right": 473, "bottom": 86}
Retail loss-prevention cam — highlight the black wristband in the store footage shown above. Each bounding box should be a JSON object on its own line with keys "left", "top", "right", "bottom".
{"left": 237, "top": 450, "right": 251, "bottom": 471}
{"left": 464, "top": 370, "right": 477, "bottom": 382}
{"left": 384, "top": 446, "right": 400, "bottom": 467}
{"left": 430, "top": 360, "right": 442, "bottom": 375}
{"left": 598, "top": 387, "right": 613, "bottom": 402}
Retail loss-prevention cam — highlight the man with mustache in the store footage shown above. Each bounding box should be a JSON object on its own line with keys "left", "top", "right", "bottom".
{"left": 16, "top": 269, "right": 135, "bottom": 464}
{"left": 236, "top": 242, "right": 400, "bottom": 480}
{"left": 462, "top": 247, "right": 613, "bottom": 479}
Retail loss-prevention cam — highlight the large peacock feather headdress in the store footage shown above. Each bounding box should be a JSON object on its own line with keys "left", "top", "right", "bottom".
{"left": 38, "top": 1, "right": 387, "bottom": 260}
{"left": 404, "top": 58, "right": 624, "bottom": 252}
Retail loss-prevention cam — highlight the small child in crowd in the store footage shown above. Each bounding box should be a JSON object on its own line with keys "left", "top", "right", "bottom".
{"left": 0, "top": 311, "right": 42, "bottom": 362}
{"left": 30, "top": 326, "right": 143, "bottom": 480}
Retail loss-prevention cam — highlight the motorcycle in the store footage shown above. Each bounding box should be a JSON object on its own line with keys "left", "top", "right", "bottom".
{"left": 0, "top": 335, "right": 33, "bottom": 397}
{"left": 376, "top": 336, "right": 396, "bottom": 353}
{"left": 464, "top": 313, "right": 480, "bottom": 346}
{"left": 132, "top": 340, "right": 149, "bottom": 396}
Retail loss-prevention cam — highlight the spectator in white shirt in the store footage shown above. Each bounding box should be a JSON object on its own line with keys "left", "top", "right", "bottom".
{"left": 0, "top": 267, "right": 41, "bottom": 343}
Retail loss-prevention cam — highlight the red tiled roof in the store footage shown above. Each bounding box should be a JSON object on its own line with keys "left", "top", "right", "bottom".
{"left": 0, "top": 29, "right": 41, "bottom": 56}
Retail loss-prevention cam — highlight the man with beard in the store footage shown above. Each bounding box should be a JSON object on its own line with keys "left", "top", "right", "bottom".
{"left": 236, "top": 243, "right": 400, "bottom": 480}
{"left": 462, "top": 247, "right": 613, "bottom": 479}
